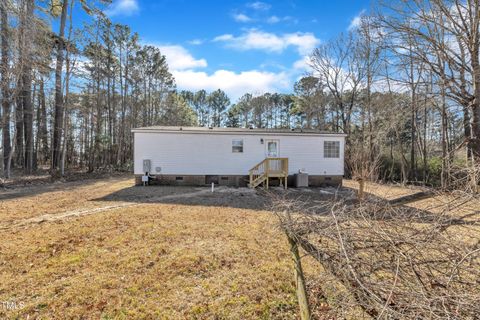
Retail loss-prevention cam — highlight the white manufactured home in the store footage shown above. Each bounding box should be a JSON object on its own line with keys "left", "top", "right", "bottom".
{"left": 132, "top": 126, "right": 346, "bottom": 188}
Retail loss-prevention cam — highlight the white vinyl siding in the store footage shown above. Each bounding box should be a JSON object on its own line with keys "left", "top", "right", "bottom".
{"left": 134, "top": 132, "right": 344, "bottom": 176}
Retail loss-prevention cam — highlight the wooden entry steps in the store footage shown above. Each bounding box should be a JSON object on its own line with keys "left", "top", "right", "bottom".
{"left": 248, "top": 158, "right": 288, "bottom": 189}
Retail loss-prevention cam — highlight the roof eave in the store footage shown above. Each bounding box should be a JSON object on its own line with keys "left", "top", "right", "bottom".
{"left": 131, "top": 128, "right": 348, "bottom": 137}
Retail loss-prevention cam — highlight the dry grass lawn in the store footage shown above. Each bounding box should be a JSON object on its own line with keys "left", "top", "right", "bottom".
{"left": 344, "top": 178, "right": 480, "bottom": 245}
{"left": 6, "top": 177, "right": 473, "bottom": 319}
{"left": 0, "top": 177, "right": 315, "bottom": 319}
{"left": 343, "top": 179, "right": 480, "bottom": 219}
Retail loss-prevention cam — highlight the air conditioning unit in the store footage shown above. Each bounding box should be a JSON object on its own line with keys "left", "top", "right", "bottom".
{"left": 295, "top": 172, "right": 308, "bottom": 187}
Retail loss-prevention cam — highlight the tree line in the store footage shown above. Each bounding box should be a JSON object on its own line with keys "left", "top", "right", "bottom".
{"left": 1, "top": 0, "right": 480, "bottom": 190}
{"left": 303, "top": 0, "right": 480, "bottom": 189}
{"left": 0, "top": 0, "right": 197, "bottom": 177}
{"left": 222, "top": 0, "right": 479, "bottom": 189}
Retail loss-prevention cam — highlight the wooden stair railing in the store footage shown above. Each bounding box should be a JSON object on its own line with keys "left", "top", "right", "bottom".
{"left": 248, "top": 157, "right": 288, "bottom": 189}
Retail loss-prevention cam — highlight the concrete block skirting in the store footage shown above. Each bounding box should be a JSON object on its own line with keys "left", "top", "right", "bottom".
{"left": 307, "top": 175, "right": 343, "bottom": 187}
{"left": 135, "top": 174, "right": 343, "bottom": 188}
{"left": 286, "top": 175, "right": 343, "bottom": 187}
{"left": 135, "top": 174, "right": 250, "bottom": 187}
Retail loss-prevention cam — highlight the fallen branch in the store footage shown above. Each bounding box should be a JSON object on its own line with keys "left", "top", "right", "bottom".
{"left": 273, "top": 192, "right": 480, "bottom": 319}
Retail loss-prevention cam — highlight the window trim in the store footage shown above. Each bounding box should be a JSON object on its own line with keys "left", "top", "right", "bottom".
{"left": 232, "top": 139, "right": 244, "bottom": 153}
{"left": 324, "top": 141, "right": 340, "bottom": 158}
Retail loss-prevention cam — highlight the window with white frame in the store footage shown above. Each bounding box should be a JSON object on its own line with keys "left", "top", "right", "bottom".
{"left": 324, "top": 141, "right": 340, "bottom": 158}
{"left": 232, "top": 139, "right": 244, "bottom": 153}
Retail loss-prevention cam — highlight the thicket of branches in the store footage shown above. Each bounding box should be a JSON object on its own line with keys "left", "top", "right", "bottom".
{"left": 1, "top": 0, "right": 480, "bottom": 190}
{"left": 275, "top": 193, "right": 480, "bottom": 319}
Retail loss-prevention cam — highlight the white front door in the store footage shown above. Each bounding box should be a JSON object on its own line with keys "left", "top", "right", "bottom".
{"left": 265, "top": 140, "right": 279, "bottom": 157}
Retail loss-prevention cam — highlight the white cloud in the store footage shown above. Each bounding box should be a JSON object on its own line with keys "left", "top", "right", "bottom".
{"left": 213, "top": 34, "right": 234, "bottom": 41}
{"left": 213, "top": 29, "right": 320, "bottom": 55}
{"left": 247, "top": 1, "right": 271, "bottom": 11}
{"left": 172, "top": 69, "right": 290, "bottom": 101}
{"left": 188, "top": 39, "right": 204, "bottom": 45}
{"left": 233, "top": 13, "right": 253, "bottom": 22}
{"left": 266, "top": 15, "right": 295, "bottom": 24}
{"left": 146, "top": 44, "right": 290, "bottom": 100}
{"left": 283, "top": 33, "right": 320, "bottom": 55}
{"left": 348, "top": 9, "right": 366, "bottom": 30}
{"left": 293, "top": 56, "right": 311, "bottom": 71}
{"left": 154, "top": 45, "right": 207, "bottom": 70}
{"left": 267, "top": 15, "right": 281, "bottom": 23}
{"left": 105, "top": 0, "right": 139, "bottom": 17}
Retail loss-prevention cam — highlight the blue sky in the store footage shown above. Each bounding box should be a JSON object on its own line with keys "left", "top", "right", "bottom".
{"left": 101, "top": 0, "right": 370, "bottom": 100}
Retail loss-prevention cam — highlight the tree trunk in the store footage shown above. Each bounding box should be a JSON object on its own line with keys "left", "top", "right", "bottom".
{"left": 22, "top": 0, "right": 34, "bottom": 174}
{"left": 15, "top": 83, "right": 24, "bottom": 167}
{"left": 51, "top": 0, "right": 69, "bottom": 171}
{"left": 1, "top": 3, "right": 11, "bottom": 175}
{"left": 61, "top": 56, "right": 71, "bottom": 176}
{"left": 30, "top": 80, "right": 37, "bottom": 170}
{"left": 60, "top": 0, "right": 74, "bottom": 176}
{"left": 6, "top": 121, "right": 16, "bottom": 179}
{"left": 38, "top": 79, "right": 49, "bottom": 163}
{"left": 423, "top": 99, "right": 428, "bottom": 185}
{"left": 409, "top": 47, "right": 416, "bottom": 183}
{"left": 463, "top": 104, "right": 473, "bottom": 161}
{"left": 470, "top": 46, "right": 480, "bottom": 161}
{"left": 441, "top": 84, "right": 448, "bottom": 189}
{"left": 287, "top": 235, "right": 311, "bottom": 320}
